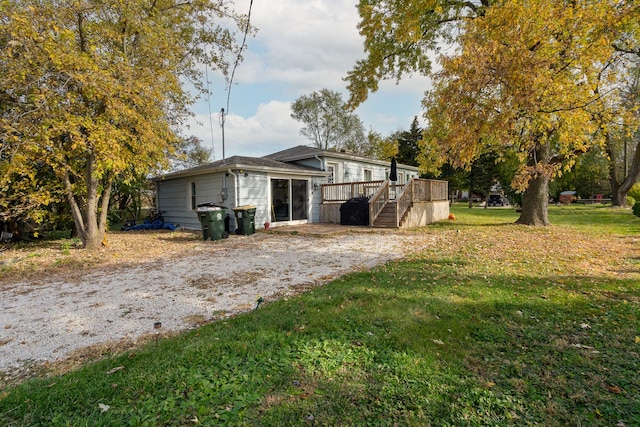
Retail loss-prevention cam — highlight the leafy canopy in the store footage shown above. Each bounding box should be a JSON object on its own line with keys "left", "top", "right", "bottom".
{"left": 423, "top": 0, "right": 638, "bottom": 191}
{"left": 1, "top": 0, "right": 248, "bottom": 246}
{"left": 291, "top": 89, "right": 368, "bottom": 154}
{"left": 345, "top": 0, "right": 489, "bottom": 109}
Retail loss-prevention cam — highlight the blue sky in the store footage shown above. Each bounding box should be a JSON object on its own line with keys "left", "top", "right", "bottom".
{"left": 184, "top": 0, "right": 433, "bottom": 159}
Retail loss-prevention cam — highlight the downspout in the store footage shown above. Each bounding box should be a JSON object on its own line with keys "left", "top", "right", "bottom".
{"left": 227, "top": 169, "right": 239, "bottom": 207}
{"left": 226, "top": 169, "right": 239, "bottom": 232}
{"left": 315, "top": 155, "right": 324, "bottom": 171}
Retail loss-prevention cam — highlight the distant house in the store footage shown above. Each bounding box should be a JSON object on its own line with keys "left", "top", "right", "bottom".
{"left": 153, "top": 145, "right": 447, "bottom": 231}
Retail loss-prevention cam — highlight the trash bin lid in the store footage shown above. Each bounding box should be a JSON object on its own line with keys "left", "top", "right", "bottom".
{"left": 196, "top": 206, "right": 223, "bottom": 212}
{"left": 232, "top": 205, "right": 256, "bottom": 211}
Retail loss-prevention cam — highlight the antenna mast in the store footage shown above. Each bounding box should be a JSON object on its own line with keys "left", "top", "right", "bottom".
{"left": 219, "top": 108, "right": 226, "bottom": 161}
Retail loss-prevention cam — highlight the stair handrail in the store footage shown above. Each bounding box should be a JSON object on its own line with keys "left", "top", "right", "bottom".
{"left": 368, "top": 180, "right": 389, "bottom": 226}
{"left": 395, "top": 179, "right": 414, "bottom": 227}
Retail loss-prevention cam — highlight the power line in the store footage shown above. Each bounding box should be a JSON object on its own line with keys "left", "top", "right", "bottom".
{"left": 226, "top": 0, "right": 254, "bottom": 114}
{"left": 220, "top": 0, "right": 254, "bottom": 161}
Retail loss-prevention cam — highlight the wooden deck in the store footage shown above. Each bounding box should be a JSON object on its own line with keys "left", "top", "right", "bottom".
{"left": 320, "top": 179, "right": 449, "bottom": 228}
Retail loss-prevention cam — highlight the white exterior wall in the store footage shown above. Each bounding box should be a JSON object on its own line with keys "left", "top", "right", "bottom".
{"left": 310, "top": 178, "right": 323, "bottom": 223}
{"left": 235, "top": 171, "right": 268, "bottom": 229}
{"left": 158, "top": 170, "right": 318, "bottom": 230}
{"left": 322, "top": 155, "right": 418, "bottom": 184}
{"left": 157, "top": 173, "right": 237, "bottom": 230}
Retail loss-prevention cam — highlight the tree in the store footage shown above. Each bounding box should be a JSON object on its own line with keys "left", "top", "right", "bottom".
{"left": 604, "top": 55, "right": 640, "bottom": 206}
{"left": 170, "top": 136, "right": 213, "bottom": 172}
{"left": 291, "top": 89, "right": 368, "bottom": 154}
{"left": 395, "top": 116, "right": 422, "bottom": 167}
{"left": 429, "top": 1, "right": 635, "bottom": 225}
{"left": 345, "top": 0, "right": 489, "bottom": 109}
{"left": 365, "top": 129, "right": 398, "bottom": 161}
{"left": 347, "top": 0, "right": 639, "bottom": 225}
{"left": 551, "top": 147, "right": 611, "bottom": 200}
{"left": 0, "top": 0, "right": 248, "bottom": 248}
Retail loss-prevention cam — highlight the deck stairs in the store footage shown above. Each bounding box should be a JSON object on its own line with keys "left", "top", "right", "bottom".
{"left": 372, "top": 201, "right": 413, "bottom": 228}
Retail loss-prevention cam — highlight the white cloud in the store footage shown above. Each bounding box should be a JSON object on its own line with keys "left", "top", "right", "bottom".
{"left": 186, "top": 100, "right": 308, "bottom": 158}
{"left": 235, "top": 0, "right": 363, "bottom": 90}
{"left": 181, "top": 0, "right": 438, "bottom": 159}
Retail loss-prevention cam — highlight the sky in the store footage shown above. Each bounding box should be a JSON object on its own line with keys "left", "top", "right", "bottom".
{"left": 184, "top": 0, "right": 434, "bottom": 160}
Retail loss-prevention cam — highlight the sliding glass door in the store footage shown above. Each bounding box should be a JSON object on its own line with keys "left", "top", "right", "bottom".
{"left": 270, "top": 178, "right": 308, "bottom": 222}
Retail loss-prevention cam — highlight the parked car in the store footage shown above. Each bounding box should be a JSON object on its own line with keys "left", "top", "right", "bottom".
{"left": 487, "top": 194, "right": 509, "bottom": 207}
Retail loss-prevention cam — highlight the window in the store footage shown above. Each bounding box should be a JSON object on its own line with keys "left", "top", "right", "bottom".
{"left": 191, "top": 182, "right": 196, "bottom": 210}
{"left": 326, "top": 162, "right": 337, "bottom": 184}
{"left": 363, "top": 169, "right": 372, "bottom": 181}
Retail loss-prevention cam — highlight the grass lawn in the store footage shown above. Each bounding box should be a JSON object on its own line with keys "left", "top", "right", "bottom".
{"left": 1, "top": 204, "right": 639, "bottom": 426}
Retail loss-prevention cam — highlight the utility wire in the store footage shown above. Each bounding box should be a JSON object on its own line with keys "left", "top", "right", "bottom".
{"left": 225, "top": 0, "right": 254, "bottom": 114}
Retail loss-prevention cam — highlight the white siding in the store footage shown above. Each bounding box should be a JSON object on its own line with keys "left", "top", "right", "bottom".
{"left": 157, "top": 173, "right": 234, "bottom": 230}
{"left": 321, "top": 155, "right": 417, "bottom": 184}
{"left": 236, "top": 171, "right": 269, "bottom": 228}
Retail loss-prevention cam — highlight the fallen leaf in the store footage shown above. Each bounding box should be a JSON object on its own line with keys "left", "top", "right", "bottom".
{"left": 580, "top": 323, "right": 591, "bottom": 329}
{"left": 98, "top": 403, "right": 110, "bottom": 413}
{"left": 106, "top": 366, "right": 125, "bottom": 375}
{"left": 431, "top": 339, "right": 444, "bottom": 345}
{"left": 607, "top": 385, "right": 622, "bottom": 394}
{"left": 571, "top": 343, "right": 594, "bottom": 349}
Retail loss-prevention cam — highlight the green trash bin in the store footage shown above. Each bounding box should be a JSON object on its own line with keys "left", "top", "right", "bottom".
{"left": 196, "top": 207, "right": 225, "bottom": 240}
{"left": 232, "top": 205, "right": 256, "bottom": 235}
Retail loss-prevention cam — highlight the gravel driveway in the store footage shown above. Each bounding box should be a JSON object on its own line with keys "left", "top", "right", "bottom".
{"left": 1, "top": 229, "right": 434, "bottom": 377}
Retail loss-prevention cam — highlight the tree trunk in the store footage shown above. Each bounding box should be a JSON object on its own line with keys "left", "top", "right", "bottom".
{"left": 62, "top": 151, "right": 112, "bottom": 250}
{"left": 607, "top": 132, "right": 640, "bottom": 207}
{"left": 516, "top": 174, "right": 550, "bottom": 225}
{"left": 83, "top": 152, "right": 102, "bottom": 250}
{"left": 516, "top": 142, "right": 551, "bottom": 226}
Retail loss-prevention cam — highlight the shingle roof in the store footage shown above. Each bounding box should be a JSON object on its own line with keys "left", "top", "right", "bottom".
{"left": 154, "top": 155, "right": 325, "bottom": 181}
{"left": 263, "top": 145, "right": 324, "bottom": 162}
{"left": 265, "top": 145, "right": 418, "bottom": 170}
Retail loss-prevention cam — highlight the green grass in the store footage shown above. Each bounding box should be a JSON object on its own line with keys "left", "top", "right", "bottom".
{"left": 1, "top": 206, "right": 639, "bottom": 426}
{"left": 448, "top": 202, "right": 640, "bottom": 235}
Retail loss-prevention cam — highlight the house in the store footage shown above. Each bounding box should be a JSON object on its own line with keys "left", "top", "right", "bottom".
{"left": 153, "top": 145, "right": 448, "bottom": 231}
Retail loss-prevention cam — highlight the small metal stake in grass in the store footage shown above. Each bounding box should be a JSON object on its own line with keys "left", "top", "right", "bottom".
{"left": 255, "top": 297, "right": 264, "bottom": 311}
{"left": 153, "top": 322, "right": 162, "bottom": 346}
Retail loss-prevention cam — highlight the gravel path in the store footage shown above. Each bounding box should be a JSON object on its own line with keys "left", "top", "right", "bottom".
{"left": 0, "top": 231, "right": 433, "bottom": 376}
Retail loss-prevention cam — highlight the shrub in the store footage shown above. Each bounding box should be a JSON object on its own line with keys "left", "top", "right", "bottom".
{"left": 633, "top": 201, "right": 640, "bottom": 218}
{"left": 629, "top": 182, "right": 640, "bottom": 201}
{"left": 627, "top": 196, "right": 636, "bottom": 207}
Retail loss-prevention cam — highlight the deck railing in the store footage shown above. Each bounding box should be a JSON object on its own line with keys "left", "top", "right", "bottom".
{"left": 368, "top": 180, "right": 390, "bottom": 226}
{"left": 396, "top": 181, "right": 413, "bottom": 226}
{"left": 412, "top": 178, "right": 448, "bottom": 202}
{"left": 321, "top": 180, "right": 385, "bottom": 202}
